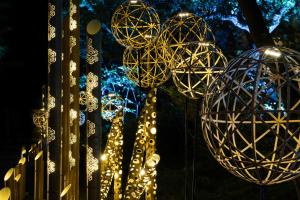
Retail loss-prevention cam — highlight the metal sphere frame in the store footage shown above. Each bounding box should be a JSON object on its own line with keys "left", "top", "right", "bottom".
{"left": 123, "top": 44, "right": 171, "bottom": 88}
{"left": 202, "top": 46, "right": 300, "bottom": 185}
{"left": 160, "top": 12, "right": 214, "bottom": 69}
{"left": 172, "top": 43, "right": 227, "bottom": 99}
{"left": 101, "top": 93, "right": 124, "bottom": 121}
{"left": 111, "top": 0, "right": 160, "bottom": 49}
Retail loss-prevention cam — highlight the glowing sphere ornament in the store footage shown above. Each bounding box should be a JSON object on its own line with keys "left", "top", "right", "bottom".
{"left": 123, "top": 43, "right": 171, "bottom": 88}
{"left": 172, "top": 43, "right": 227, "bottom": 99}
{"left": 102, "top": 93, "right": 124, "bottom": 121}
{"left": 202, "top": 47, "right": 300, "bottom": 185}
{"left": 161, "top": 12, "right": 214, "bottom": 69}
{"left": 111, "top": 0, "right": 160, "bottom": 48}
{"left": 33, "top": 109, "right": 47, "bottom": 129}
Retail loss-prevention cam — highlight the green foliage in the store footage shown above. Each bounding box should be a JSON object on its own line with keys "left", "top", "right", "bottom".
{"left": 0, "top": 46, "right": 6, "bottom": 59}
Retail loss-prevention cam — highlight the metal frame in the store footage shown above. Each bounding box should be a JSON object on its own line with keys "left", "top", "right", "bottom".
{"left": 202, "top": 46, "right": 300, "bottom": 185}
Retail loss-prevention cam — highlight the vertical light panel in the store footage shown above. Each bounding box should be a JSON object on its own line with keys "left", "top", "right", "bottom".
{"left": 47, "top": 0, "right": 62, "bottom": 199}
{"left": 86, "top": 19, "right": 102, "bottom": 199}
{"left": 124, "top": 88, "right": 159, "bottom": 200}
{"left": 100, "top": 110, "right": 124, "bottom": 200}
{"left": 34, "top": 151, "right": 44, "bottom": 200}
{"left": 68, "top": 0, "right": 81, "bottom": 198}
{"left": 61, "top": 9, "right": 71, "bottom": 197}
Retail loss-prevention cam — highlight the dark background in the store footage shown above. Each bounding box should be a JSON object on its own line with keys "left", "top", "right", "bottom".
{"left": 0, "top": 0, "right": 48, "bottom": 184}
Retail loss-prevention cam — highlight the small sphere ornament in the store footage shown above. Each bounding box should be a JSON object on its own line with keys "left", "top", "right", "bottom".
{"left": 33, "top": 109, "right": 47, "bottom": 129}
{"left": 123, "top": 43, "right": 171, "bottom": 88}
{"left": 111, "top": 0, "right": 160, "bottom": 48}
{"left": 202, "top": 47, "right": 300, "bottom": 185}
{"left": 172, "top": 43, "right": 227, "bottom": 99}
{"left": 102, "top": 93, "right": 124, "bottom": 121}
{"left": 161, "top": 12, "right": 214, "bottom": 69}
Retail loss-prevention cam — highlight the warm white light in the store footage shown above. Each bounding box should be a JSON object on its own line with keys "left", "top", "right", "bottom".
{"left": 140, "top": 169, "right": 146, "bottom": 176}
{"left": 100, "top": 154, "right": 107, "bottom": 161}
{"left": 145, "top": 34, "right": 153, "bottom": 39}
{"left": 70, "top": 60, "right": 77, "bottom": 72}
{"left": 198, "top": 42, "right": 210, "bottom": 47}
{"left": 146, "top": 154, "right": 160, "bottom": 168}
{"left": 178, "top": 12, "right": 190, "bottom": 18}
{"left": 150, "top": 127, "right": 157, "bottom": 135}
{"left": 265, "top": 48, "right": 282, "bottom": 58}
{"left": 130, "top": 0, "right": 138, "bottom": 4}
{"left": 70, "top": 109, "right": 78, "bottom": 120}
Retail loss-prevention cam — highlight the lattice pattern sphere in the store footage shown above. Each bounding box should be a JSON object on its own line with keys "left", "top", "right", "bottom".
{"left": 123, "top": 44, "right": 171, "bottom": 88}
{"left": 101, "top": 93, "right": 124, "bottom": 121}
{"left": 202, "top": 47, "right": 300, "bottom": 185}
{"left": 33, "top": 109, "right": 47, "bottom": 129}
{"left": 111, "top": 0, "right": 160, "bottom": 48}
{"left": 172, "top": 43, "right": 227, "bottom": 99}
{"left": 161, "top": 12, "right": 214, "bottom": 69}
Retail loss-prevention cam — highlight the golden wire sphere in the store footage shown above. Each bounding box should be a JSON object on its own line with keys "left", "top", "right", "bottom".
{"left": 172, "top": 43, "right": 227, "bottom": 99}
{"left": 33, "top": 109, "right": 47, "bottom": 129}
{"left": 101, "top": 93, "right": 124, "bottom": 121}
{"left": 202, "top": 47, "right": 300, "bottom": 185}
{"left": 111, "top": 0, "right": 160, "bottom": 48}
{"left": 160, "top": 12, "right": 215, "bottom": 69}
{"left": 123, "top": 42, "right": 171, "bottom": 88}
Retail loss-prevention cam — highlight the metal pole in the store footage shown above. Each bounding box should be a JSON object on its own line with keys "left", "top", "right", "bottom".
{"left": 68, "top": 0, "right": 81, "bottom": 198}
{"left": 61, "top": 14, "right": 71, "bottom": 198}
{"left": 47, "top": 0, "right": 63, "bottom": 198}
{"left": 86, "top": 19, "right": 102, "bottom": 199}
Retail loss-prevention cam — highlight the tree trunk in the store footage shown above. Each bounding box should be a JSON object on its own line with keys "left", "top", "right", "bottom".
{"left": 237, "top": 0, "right": 274, "bottom": 47}
{"left": 237, "top": 1, "right": 300, "bottom": 199}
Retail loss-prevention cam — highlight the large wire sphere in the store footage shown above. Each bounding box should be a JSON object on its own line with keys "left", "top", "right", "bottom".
{"left": 160, "top": 12, "right": 214, "bottom": 69}
{"left": 123, "top": 43, "right": 171, "bottom": 88}
{"left": 111, "top": 0, "right": 160, "bottom": 48}
{"left": 102, "top": 93, "right": 124, "bottom": 121}
{"left": 202, "top": 47, "right": 300, "bottom": 185}
{"left": 172, "top": 43, "right": 227, "bottom": 99}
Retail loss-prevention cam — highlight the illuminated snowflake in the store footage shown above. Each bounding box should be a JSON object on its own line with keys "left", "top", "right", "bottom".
{"left": 70, "top": 133, "right": 77, "bottom": 144}
{"left": 48, "top": 127, "right": 55, "bottom": 143}
{"left": 48, "top": 48, "right": 56, "bottom": 72}
{"left": 69, "top": 151, "right": 76, "bottom": 169}
{"left": 48, "top": 91, "right": 56, "bottom": 111}
{"left": 87, "top": 146, "right": 99, "bottom": 182}
{"left": 48, "top": 3, "right": 55, "bottom": 41}
{"left": 70, "top": 2, "right": 78, "bottom": 31}
{"left": 47, "top": 155, "right": 56, "bottom": 175}
{"left": 70, "top": 36, "right": 76, "bottom": 53}
{"left": 87, "top": 38, "right": 99, "bottom": 65}
{"left": 86, "top": 93, "right": 98, "bottom": 112}
{"left": 87, "top": 120, "right": 96, "bottom": 137}
{"left": 87, "top": 72, "right": 98, "bottom": 90}
{"left": 79, "top": 91, "right": 87, "bottom": 105}
{"left": 69, "top": 109, "right": 78, "bottom": 126}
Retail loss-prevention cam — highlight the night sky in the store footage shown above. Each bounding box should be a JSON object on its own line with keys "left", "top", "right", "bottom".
{"left": 0, "top": 0, "right": 48, "bottom": 184}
